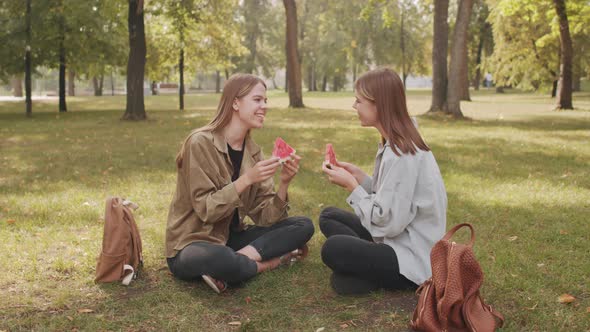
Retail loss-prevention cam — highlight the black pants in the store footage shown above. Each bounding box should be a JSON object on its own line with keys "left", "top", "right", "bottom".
{"left": 319, "top": 207, "right": 417, "bottom": 294}
{"left": 167, "top": 216, "right": 314, "bottom": 284}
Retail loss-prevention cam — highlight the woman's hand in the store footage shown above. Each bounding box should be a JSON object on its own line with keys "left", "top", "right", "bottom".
{"left": 280, "top": 154, "right": 301, "bottom": 185}
{"left": 334, "top": 160, "right": 367, "bottom": 184}
{"left": 322, "top": 161, "right": 359, "bottom": 192}
{"left": 235, "top": 157, "right": 280, "bottom": 193}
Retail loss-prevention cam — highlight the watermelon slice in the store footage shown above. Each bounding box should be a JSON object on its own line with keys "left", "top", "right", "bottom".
{"left": 272, "top": 137, "right": 296, "bottom": 163}
{"left": 325, "top": 143, "right": 337, "bottom": 168}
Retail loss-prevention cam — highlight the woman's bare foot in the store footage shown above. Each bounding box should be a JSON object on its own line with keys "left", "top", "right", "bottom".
{"left": 255, "top": 244, "right": 310, "bottom": 273}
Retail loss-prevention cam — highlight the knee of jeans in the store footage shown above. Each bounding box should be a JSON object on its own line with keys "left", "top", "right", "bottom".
{"left": 321, "top": 235, "right": 345, "bottom": 268}
{"left": 319, "top": 206, "right": 339, "bottom": 222}
{"left": 297, "top": 216, "right": 315, "bottom": 241}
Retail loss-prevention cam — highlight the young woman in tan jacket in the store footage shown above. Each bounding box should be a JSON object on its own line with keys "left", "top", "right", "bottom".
{"left": 166, "top": 74, "right": 314, "bottom": 293}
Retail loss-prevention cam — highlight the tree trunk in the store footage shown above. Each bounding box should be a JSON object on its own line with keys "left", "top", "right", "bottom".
{"left": 284, "top": 65, "right": 289, "bottom": 92}
{"left": 11, "top": 76, "right": 23, "bottom": 97}
{"left": 122, "top": 0, "right": 147, "bottom": 120}
{"left": 111, "top": 70, "right": 115, "bottom": 96}
{"left": 473, "top": 32, "right": 484, "bottom": 91}
{"left": 553, "top": 0, "right": 573, "bottom": 109}
{"left": 283, "top": 0, "right": 304, "bottom": 107}
{"left": 312, "top": 62, "right": 317, "bottom": 91}
{"left": 352, "top": 63, "right": 358, "bottom": 87}
{"left": 572, "top": 61, "right": 581, "bottom": 92}
{"left": 321, "top": 75, "right": 327, "bottom": 92}
{"left": 93, "top": 76, "right": 104, "bottom": 96}
{"left": 459, "top": 43, "right": 471, "bottom": 101}
{"left": 307, "top": 64, "right": 313, "bottom": 92}
{"left": 445, "top": 0, "right": 473, "bottom": 117}
{"left": 400, "top": 4, "right": 406, "bottom": 90}
{"left": 215, "top": 70, "right": 221, "bottom": 93}
{"left": 59, "top": 39, "right": 67, "bottom": 112}
{"left": 25, "top": 0, "right": 32, "bottom": 116}
{"left": 58, "top": 10, "right": 67, "bottom": 113}
{"left": 225, "top": 69, "right": 229, "bottom": 80}
{"left": 179, "top": 47, "right": 184, "bottom": 111}
{"left": 428, "top": 0, "right": 449, "bottom": 113}
{"left": 67, "top": 69, "right": 75, "bottom": 96}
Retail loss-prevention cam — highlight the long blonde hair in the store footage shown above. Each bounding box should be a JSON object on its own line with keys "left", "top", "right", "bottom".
{"left": 176, "top": 73, "right": 267, "bottom": 168}
{"left": 355, "top": 68, "right": 429, "bottom": 155}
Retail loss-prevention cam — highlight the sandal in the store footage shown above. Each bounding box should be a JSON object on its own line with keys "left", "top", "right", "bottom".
{"left": 202, "top": 275, "right": 227, "bottom": 294}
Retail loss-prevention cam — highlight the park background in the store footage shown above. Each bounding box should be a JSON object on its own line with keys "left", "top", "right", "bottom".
{"left": 1, "top": 0, "right": 589, "bottom": 331}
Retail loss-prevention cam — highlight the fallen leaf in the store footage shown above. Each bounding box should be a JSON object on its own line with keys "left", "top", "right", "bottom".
{"left": 245, "top": 296, "right": 251, "bottom": 304}
{"left": 6, "top": 219, "right": 15, "bottom": 225}
{"left": 537, "top": 263, "right": 545, "bottom": 267}
{"left": 340, "top": 323, "right": 349, "bottom": 328}
{"left": 586, "top": 307, "right": 590, "bottom": 313}
{"left": 557, "top": 294, "right": 575, "bottom": 304}
{"left": 559, "top": 230, "right": 568, "bottom": 235}
{"left": 66, "top": 316, "right": 74, "bottom": 321}
{"left": 77, "top": 309, "right": 94, "bottom": 313}
{"left": 228, "top": 321, "right": 241, "bottom": 326}
{"left": 315, "top": 328, "right": 325, "bottom": 332}
{"left": 508, "top": 236, "right": 518, "bottom": 242}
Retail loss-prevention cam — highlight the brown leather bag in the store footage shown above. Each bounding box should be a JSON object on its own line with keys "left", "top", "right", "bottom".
{"left": 95, "top": 197, "right": 143, "bottom": 285}
{"left": 411, "top": 223, "right": 504, "bottom": 331}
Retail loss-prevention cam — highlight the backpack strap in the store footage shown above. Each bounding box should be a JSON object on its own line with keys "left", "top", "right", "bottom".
{"left": 486, "top": 304, "right": 505, "bottom": 328}
{"left": 442, "top": 223, "right": 475, "bottom": 246}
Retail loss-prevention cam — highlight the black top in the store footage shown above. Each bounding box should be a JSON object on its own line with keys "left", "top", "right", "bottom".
{"left": 228, "top": 142, "right": 244, "bottom": 229}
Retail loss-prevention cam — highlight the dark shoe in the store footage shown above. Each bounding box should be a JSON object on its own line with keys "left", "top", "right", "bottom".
{"left": 330, "top": 272, "right": 378, "bottom": 295}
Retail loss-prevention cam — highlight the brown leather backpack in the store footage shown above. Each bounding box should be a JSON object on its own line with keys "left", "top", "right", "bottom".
{"left": 411, "top": 223, "right": 504, "bottom": 331}
{"left": 95, "top": 197, "right": 143, "bottom": 285}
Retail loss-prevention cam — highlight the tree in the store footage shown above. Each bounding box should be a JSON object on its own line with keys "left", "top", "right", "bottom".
{"left": 469, "top": 1, "right": 492, "bottom": 91}
{"left": 147, "top": 0, "right": 243, "bottom": 108}
{"left": 445, "top": 0, "right": 474, "bottom": 117}
{"left": 486, "top": 0, "right": 590, "bottom": 98}
{"left": 553, "top": 0, "right": 574, "bottom": 109}
{"left": 58, "top": 1, "right": 66, "bottom": 112}
{"left": 123, "top": 0, "right": 147, "bottom": 121}
{"left": 283, "top": 0, "right": 303, "bottom": 107}
{"left": 24, "top": 0, "right": 32, "bottom": 116}
{"left": 429, "top": 0, "right": 449, "bottom": 113}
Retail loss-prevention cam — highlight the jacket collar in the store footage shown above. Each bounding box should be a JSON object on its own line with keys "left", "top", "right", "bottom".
{"left": 210, "top": 129, "right": 261, "bottom": 157}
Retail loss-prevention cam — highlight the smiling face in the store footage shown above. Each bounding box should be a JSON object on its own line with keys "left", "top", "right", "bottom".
{"left": 352, "top": 92, "right": 379, "bottom": 127}
{"left": 234, "top": 82, "right": 268, "bottom": 129}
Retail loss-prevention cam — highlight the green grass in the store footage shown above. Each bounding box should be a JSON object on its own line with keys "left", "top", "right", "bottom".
{"left": 1, "top": 90, "right": 589, "bottom": 331}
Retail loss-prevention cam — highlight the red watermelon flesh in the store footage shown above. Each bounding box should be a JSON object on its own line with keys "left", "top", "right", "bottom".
{"left": 272, "top": 137, "right": 295, "bottom": 162}
{"left": 325, "top": 143, "right": 337, "bottom": 166}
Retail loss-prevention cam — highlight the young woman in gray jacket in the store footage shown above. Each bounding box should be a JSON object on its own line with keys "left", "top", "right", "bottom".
{"left": 320, "top": 68, "right": 447, "bottom": 295}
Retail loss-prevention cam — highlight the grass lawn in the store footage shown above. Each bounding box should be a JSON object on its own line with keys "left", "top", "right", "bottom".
{"left": 1, "top": 90, "right": 589, "bottom": 331}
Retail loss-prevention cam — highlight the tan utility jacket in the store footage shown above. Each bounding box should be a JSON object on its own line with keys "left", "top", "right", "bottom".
{"left": 165, "top": 130, "right": 289, "bottom": 257}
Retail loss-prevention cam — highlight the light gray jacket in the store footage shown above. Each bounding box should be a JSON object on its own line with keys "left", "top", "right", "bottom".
{"left": 347, "top": 142, "right": 447, "bottom": 285}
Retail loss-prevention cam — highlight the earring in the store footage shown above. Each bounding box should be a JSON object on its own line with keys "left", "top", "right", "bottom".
{"left": 233, "top": 104, "right": 238, "bottom": 111}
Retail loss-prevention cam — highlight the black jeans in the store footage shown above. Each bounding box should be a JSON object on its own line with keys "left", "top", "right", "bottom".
{"left": 167, "top": 216, "right": 314, "bottom": 284}
{"left": 319, "top": 207, "right": 417, "bottom": 293}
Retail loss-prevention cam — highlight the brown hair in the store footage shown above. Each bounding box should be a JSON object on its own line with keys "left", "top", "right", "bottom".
{"left": 175, "top": 73, "right": 266, "bottom": 168}
{"left": 355, "top": 68, "right": 430, "bottom": 155}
